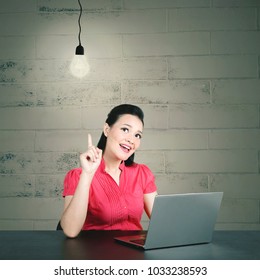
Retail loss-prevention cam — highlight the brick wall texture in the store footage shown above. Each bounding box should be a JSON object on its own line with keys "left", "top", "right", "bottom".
{"left": 0, "top": 0, "right": 260, "bottom": 230}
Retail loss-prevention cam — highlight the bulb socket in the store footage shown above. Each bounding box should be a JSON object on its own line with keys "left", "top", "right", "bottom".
{"left": 75, "top": 44, "right": 84, "bottom": 55}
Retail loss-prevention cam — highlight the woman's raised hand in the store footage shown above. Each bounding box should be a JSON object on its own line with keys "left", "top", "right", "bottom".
{"left": 80, "top": 134, "right": 102, "bottom": 175}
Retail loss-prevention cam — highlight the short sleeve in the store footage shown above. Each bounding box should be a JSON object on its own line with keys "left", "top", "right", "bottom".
{"left": 140, "top": 164, "right": 157, "bottom": 194}
{"left": 63, "top": 168, "right": 82, "bottom": 197}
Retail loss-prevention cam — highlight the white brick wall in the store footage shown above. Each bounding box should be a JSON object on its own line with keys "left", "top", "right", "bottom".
{"left": 0, "top": 0, "right": 260, "bottom": 230}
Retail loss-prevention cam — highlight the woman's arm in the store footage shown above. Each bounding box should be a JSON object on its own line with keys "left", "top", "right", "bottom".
{"left": 144, "top": 191, "right": 158, "bottom": 218}
{"left": 60, "top": 171, "right": 95, "bottom": 238}
{"left": 60, "top": 134, "right": 102, "bottom": 238}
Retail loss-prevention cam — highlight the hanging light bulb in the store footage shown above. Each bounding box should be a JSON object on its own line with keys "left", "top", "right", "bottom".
{"left": 70, "top": 0, "right": 90, "bottom": 78}
{"left": 70, "top": 44, "right": 90, "bottom": 78}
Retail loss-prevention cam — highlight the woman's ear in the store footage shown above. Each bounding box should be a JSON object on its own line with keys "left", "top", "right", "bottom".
{"left": 103, "top": 123, "right": 110, "bottom": 137}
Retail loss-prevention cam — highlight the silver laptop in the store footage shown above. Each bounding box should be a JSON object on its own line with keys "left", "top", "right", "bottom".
{"left": 114, "top": 192, "right": 223, "bottom": 250}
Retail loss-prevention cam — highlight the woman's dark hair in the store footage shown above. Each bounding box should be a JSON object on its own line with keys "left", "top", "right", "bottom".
{"left": 97, "top": 104, "right": 144, "bottom": 166}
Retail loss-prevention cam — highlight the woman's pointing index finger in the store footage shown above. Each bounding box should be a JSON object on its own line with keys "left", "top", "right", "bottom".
{"left": 88, "top": 133, "right": 93, "bottom": 148}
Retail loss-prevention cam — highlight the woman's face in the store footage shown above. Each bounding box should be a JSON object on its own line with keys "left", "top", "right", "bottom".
{"left": 103, "top": 114, "right": 143, "bottom": 162}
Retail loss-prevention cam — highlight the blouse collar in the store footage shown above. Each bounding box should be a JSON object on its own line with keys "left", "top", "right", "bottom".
{"left": 99, "top": 158, "right": 125, "bottom": 173}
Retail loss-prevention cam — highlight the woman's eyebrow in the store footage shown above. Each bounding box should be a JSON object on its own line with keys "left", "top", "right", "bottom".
{"left": 122, "top": 123, "right": 143, "bottom": 134}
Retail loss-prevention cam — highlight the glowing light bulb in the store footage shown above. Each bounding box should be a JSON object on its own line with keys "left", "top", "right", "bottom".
{"left": 70, "top": 54, "right": 90, "bottom": 79}
{"left": 70, "top": 44, "right": 90, "bottom": 79}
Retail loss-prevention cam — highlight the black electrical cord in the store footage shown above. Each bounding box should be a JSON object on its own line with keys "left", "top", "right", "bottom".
{"left": 75, "top": 0, "right": 84, "bottom": 55}
{"left": 78, "top": 0, "right": 82, "bottom": 46}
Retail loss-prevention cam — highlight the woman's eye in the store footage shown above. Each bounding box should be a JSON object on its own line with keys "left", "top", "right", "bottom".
{"left": 135, "top": 133, "right": 142, "bottom": 139}
{"left": 121, "top": 127, "right": 129, "bottom": 133}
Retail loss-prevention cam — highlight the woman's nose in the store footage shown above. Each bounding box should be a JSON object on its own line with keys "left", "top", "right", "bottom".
{"left": 126, "top": 137, "right": 134, "bottom": 144}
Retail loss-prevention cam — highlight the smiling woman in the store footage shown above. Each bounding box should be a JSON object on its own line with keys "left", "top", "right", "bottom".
{"left": 59, "top": 104, "right": 158, "bottom": 238}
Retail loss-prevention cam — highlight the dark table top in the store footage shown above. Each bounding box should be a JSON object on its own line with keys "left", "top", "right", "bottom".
{"left": 0, "top": 230, "right": 259, "bottom": 260}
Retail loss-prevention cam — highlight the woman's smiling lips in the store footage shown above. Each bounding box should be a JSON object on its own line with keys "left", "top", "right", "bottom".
{"left": 119, "top": 144, "right": 132, "bottom": 153}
